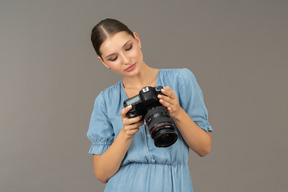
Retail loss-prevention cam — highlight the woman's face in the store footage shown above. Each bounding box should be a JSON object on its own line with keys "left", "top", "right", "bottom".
{"left": 98, "top": 31, "right": 143, "bottom": 77}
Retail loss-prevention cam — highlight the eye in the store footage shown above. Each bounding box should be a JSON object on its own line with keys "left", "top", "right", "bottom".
{"left": 125, "top": 45, "right": 133, "bottom": 51}
{"left": 109, "top": 56, "right": 118, "bottom": 61}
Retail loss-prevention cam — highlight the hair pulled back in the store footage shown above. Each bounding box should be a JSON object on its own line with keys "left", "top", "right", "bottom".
{"left": 91, "top": 18, "right": 135, "bottom": 57}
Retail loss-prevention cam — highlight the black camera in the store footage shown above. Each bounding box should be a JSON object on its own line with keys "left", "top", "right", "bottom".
{"left": 123, "top": 86, "right": 178, "bottom": 147}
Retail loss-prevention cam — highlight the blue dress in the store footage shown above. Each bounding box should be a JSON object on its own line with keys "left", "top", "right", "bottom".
{"left": 87, "top": 68, "right": 213, "bottom": 192}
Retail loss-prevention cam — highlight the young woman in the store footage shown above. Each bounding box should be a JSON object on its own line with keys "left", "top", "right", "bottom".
{"left": 87, "top": 18, "right": 213, "bottom": 192}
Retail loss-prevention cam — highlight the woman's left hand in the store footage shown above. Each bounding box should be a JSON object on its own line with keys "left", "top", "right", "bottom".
{"left": 157, "top": 86, "right": 182, "bottom": 119}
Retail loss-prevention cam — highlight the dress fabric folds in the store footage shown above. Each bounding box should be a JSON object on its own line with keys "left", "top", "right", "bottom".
{"left": 87, "top": 68, "right": 213, "bottom": 192}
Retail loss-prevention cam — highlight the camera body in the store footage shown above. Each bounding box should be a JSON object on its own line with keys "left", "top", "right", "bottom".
{"left": 123, "top": 86, "right": 178, "bottom": 147}
{"left": 124, "top": 86, "right": 163, "bottom": 118}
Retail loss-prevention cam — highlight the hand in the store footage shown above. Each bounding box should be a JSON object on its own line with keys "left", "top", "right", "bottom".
{"left": 120, "top": 105, "right": 144, "bottom": 138}
{"left": 157, "top": 86, "right": 182, "bottom": 119}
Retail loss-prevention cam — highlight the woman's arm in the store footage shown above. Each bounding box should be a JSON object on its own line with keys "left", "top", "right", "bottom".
{"left": 93, "top": 105, "right": 144, "bottom": 183}
{"left": 158, "top": 86, "right": 211, "bottom": 157}
{"left": 171, "top": 107, "right": 211, "bottom": 156}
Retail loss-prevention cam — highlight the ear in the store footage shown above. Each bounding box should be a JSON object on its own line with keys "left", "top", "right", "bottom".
{"left": 133, "top": 32, "right": 141, "bottom": 48}
{"left": 97, "top": 56, "right": 110, "bottom": 69}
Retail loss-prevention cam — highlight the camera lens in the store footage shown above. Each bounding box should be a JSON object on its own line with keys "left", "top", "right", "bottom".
{"left": 145, "top": 106, "right": 178, "bottom": 147}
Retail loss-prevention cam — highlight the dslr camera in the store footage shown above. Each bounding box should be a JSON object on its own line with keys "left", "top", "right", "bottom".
{"left": 123, "top": 86, "right": 178, "bottom": 147}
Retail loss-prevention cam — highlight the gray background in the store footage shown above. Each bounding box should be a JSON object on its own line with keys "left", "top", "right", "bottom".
{"left": 1, "top": 0, "right": 287, "bottom": 191}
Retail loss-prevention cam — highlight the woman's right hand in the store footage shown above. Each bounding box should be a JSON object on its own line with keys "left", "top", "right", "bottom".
{"left": 93, "top": 105, "right": 145, "bottom": 183}
{"left": 121, "top": 105, "right": 144, "bottom": 138}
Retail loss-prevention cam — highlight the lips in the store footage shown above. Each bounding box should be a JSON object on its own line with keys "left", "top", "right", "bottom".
{"left": 125, "top": 63, "right": 136, "bottom": 72}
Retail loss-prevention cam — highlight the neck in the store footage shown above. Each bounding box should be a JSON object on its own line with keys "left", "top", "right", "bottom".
{"left": 122, "top": 63, "right": 159, "bottom": 89}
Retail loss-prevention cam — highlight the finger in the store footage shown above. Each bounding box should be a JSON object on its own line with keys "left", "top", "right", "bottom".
{"left": 161, "top": 86, "right": 176, "bottom": 99}
{"left": 125, "top": 121, "right": 143, "bottom": 130}
{"left": 158, "top": 97, "right": 176, "bottom": 112}
{"left": 123, "top": 115, "right": 142, "bottom": 126}
{"left": 158, "top": 94, "right": 174, "bottom": 105}
{"left": 121, "top": 105, "right": 132, "bottom": 118}
{"left": 159, "top": 101, "right": 172, "bottom": 111}
{"left": 137, "top": 120, "right": 145, "bottom": 127}
{"left": 158, "top": 101, "right": 173, "bottom": 113}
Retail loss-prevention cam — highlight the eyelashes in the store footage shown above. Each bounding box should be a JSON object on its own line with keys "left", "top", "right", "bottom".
{"left": 126, "top": 45, "right": 133, "bottom": 51}
{"left": 110, "top": 56, "right": 118, "bottom": 61}
{"left": 108, "top": 45, "right": 133, "bottom": 62}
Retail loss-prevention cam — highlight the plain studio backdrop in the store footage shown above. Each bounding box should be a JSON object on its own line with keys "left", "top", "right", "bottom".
{"left": 0, "top": 0, "right": 287, "bottom": 191}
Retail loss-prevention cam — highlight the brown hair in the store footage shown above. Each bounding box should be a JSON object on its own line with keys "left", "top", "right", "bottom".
{"left": 91, "top": 18, "right": 135, "bottom": 58}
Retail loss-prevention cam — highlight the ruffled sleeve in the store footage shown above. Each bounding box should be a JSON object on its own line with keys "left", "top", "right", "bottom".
{"left": 178, "top": 68, "right": 213, "bottom": 132}
{"left": 87, "top": 91, "right": 114, "bottom": 155}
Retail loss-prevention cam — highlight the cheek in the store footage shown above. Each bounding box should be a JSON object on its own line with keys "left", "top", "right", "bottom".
{"left": 131, "top": 47, "right": 143, "bottom": 59}
{"left": 104, "top": 61, "right": 120, "bottom": 70}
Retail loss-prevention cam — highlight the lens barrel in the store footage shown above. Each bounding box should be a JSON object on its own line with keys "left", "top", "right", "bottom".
{"left": 145, "top": 106, "right": 178, "bottom": 147}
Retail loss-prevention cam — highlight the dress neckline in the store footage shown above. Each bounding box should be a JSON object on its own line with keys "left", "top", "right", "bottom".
{"left": 120, "top": 69, "right": 161, "bottom": 100}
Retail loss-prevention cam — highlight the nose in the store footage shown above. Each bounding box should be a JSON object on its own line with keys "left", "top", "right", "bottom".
{"left": 121, "top": 52, "right": 130, "bottom": 65}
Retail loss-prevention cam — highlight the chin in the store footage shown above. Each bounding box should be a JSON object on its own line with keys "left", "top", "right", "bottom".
{"left": 125, "top": 71, "right": 138, "bottom": 77}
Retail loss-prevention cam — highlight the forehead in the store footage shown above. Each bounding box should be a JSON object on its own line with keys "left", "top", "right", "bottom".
{"left": 100, "top": 31, "right": 133, "bottom": 56}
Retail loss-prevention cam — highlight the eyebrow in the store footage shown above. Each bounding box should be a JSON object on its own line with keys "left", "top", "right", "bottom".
{"left": 105, "top": 40, "right": 132, "bottom": 59}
